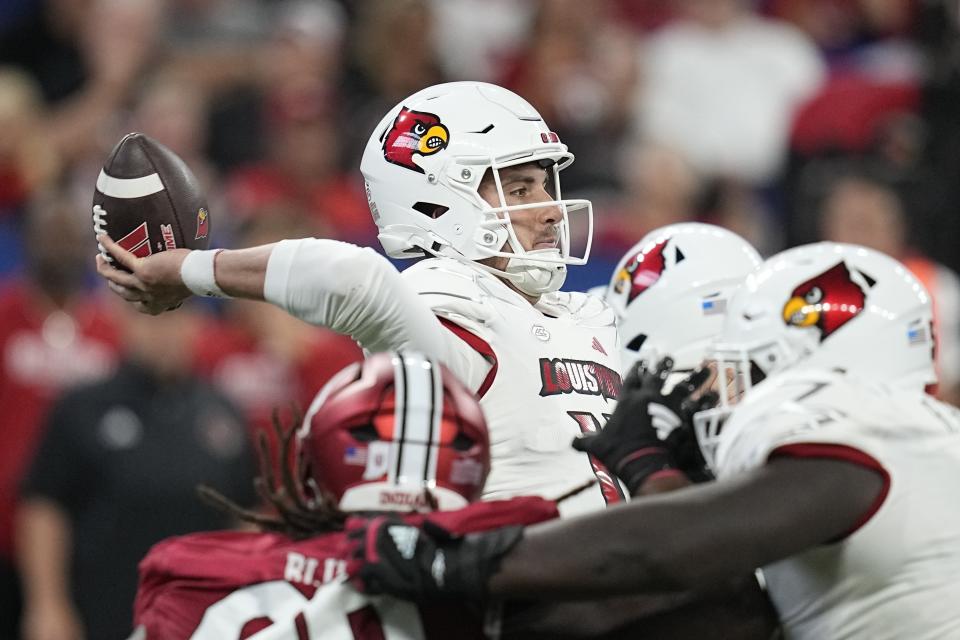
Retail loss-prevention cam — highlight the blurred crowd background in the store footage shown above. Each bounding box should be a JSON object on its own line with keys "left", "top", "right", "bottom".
{"left": 1, "top": 0, "right": 960, "bottom": 637}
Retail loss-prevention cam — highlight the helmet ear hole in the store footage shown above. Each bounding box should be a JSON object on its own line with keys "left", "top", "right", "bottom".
{"left": 626, "top": 334, "right": 647, "bottom": 352}
{"left": 451, "top": 431, "right": 476, "bottom": 451}
{"left": 412, "top": 202, "right": 449, "bottom": 219}
{"left": 348, "top": 424, "right": 380, "bottom": 442}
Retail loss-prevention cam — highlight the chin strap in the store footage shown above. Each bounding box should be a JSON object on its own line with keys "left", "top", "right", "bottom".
{"left": 505, "top": 256, "right": 567, "bottom": 296}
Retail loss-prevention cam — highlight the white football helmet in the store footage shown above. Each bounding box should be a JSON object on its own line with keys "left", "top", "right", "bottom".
{"left": 360, "top": 81, "right": 593, "bottom": 296}
{"left": 606, "top": 223, "right": 762, "bottom": 373}
{"left": 695, "top": 242, "right": 937, "bottom": 468}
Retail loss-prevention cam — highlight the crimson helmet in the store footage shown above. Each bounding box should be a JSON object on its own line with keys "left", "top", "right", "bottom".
{"left": 298, "top": 352, "right": 490, "bottom": 512}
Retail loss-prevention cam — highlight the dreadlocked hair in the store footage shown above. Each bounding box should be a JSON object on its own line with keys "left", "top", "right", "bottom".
{"left": 552, "top": 478, "right": 598, "bottom": 504}
{"left": 198, "top": 407, "right": 348, "bottom": 538}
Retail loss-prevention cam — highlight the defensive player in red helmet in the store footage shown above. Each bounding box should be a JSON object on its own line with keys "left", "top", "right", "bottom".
{"left": 129, "top": 351, "right": 561, "bottom": 639}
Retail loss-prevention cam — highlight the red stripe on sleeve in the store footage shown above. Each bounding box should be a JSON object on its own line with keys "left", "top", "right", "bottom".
{"left": 769, "top": 442, "right": 890, "bottom": 539}
{"left": 437, "top": 317, "right": 498, "bottom": 398}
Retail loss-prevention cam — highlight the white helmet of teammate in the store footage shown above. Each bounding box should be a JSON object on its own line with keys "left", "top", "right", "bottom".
{"left": 360, "top": 81, "right": 592, "bottom": 296}
{"left": 695, "top": 242, "right": 937, "bottom": 467}
{"left": 605, "top": 223, "right": 762, "bottom": 373}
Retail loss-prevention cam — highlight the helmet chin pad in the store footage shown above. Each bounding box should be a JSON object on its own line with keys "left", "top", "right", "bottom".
{"left": 505, "top": 250, "right": 567, "bottom": 296}
{"left": 339, "top": 482, "right": 469, "bottom": 513}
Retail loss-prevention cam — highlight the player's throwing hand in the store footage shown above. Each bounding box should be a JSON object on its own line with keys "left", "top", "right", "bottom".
{"left": 95, "top": 233, "right": 191, "bottom": 314}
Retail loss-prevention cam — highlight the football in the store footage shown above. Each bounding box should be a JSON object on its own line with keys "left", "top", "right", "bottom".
{"left": 93, "top": 132, "right": 210, "bottom": 268}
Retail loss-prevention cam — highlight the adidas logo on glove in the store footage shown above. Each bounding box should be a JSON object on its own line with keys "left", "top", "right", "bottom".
{"left": 388, "top": 525, "right": 420, "bottom": 560}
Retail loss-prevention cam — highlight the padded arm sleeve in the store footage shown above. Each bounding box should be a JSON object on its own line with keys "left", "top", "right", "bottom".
{"left": 262, "top": 238, "right": 491, "bottom": 391}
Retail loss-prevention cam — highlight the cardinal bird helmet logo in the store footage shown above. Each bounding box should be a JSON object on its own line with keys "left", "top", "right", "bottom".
{"left": 195, "top": 207, "right": 209, "bottom": 240}
{"left": 613, "top": 238, "right": 681, "bottom": 305}
{"left": 382, "top": 107, "right": 450, "bottom": 173}
{"left": 782, "top": 261, "right": 874, "bottom": 342}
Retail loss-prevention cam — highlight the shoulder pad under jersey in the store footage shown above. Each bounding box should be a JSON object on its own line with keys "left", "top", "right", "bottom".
{"left": 715, "top": 369, "right": 865, "bottom": 475}
{"left": 401, "top": 258, "right": 496, "bottom": 328}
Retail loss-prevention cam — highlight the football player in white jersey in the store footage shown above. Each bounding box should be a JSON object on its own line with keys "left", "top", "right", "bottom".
{"left": 351, "top": 242, "right": 960, "bottom": 640}
{"left": 96, "top": 82, "right": 624, "bottom": 515}
{"left": 574, "top": 223, "right": 762, "bottom": 490}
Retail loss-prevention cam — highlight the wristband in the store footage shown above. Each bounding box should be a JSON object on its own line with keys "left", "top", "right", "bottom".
{"left": 180, "top": 249, "right": 229, "bottom": 298}
{"left": 616, "top": 446, "right": 676, "bottom": 495}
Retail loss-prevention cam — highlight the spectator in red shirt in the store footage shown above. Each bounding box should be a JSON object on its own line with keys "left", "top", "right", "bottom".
{"left": 0, "top": 186, "right": 121, "bottom": 637}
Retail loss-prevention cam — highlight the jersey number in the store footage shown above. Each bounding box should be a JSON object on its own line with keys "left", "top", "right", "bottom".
{"left": 568, "top": 410, "right": 625, "bottom": 504}
{"left": 192, "top": 580, "right": 422, "bottom": 640}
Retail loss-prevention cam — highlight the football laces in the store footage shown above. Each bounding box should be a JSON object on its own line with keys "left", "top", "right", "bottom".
{"left": 92, "top": 204, "right": 112, "bottom": 262}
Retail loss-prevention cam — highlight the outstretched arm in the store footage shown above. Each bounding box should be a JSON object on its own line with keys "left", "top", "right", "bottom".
{"left": 95, "top": 235, "right": 490, "bottom": 384}
{"left": 351, "top": 455, "right": 883, "bottom": 602}
{"left": 498, "top": 580, "right": 779, "bottom": 639}
{"left": 489, "top": 455, "right": 883, "bottom": 598}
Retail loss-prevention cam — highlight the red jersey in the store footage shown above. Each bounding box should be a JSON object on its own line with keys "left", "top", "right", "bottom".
{"left": 0, "top": 282, "right": 120, "bottom": 558}
{"left": 132, "top": 497, "right": 558, "bottom": 639}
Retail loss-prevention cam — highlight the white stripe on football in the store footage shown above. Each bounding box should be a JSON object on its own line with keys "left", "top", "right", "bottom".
{"left": 96, "top": 170, "right": 165, "bottom": 199}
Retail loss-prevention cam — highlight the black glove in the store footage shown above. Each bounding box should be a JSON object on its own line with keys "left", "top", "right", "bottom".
{"left": 664, "top": 410, "right": 716, "bottom": 483}
{"left": 644, "top": 358, "right": 719, "bottom": 482}
{"left": 573, "top": 358, "right": 714, "bottom": 492}
{"left": 346, "top": 514, "right": 524, "bottom": 601}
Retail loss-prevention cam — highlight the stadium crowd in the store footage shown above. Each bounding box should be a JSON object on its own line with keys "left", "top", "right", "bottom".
{"left": 2, "top": 0, "right": 960, "bottom": 637}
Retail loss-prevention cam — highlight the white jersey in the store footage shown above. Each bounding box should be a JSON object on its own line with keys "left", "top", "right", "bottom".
{"left": 715, "top": 369, "right": 960, "bottom": 640}
{"left": 404, "top": 257, "right": 624, "bottom": 514}
{"left": 263, "top": 240, "right": 624, "bottom": 516}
